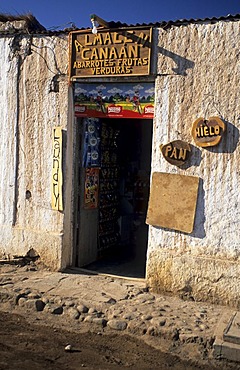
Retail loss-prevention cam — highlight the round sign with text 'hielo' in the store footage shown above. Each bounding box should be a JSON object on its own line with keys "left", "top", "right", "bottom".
{"left": 191, "top": 116, "right": 225, "bottom": 147}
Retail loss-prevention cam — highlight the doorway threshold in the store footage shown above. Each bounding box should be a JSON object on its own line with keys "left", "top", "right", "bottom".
{"left": 81, "top": 247, "right": 147, "bottom": 280}
{"left": 69, "top": 266, "right": 146, "bottom": 283}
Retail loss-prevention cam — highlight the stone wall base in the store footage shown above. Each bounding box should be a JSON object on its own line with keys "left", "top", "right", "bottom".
{"left": 0, "top": 225, "right": 64, "bottom": 271}
{"left": 146, "top": 250, "right": 240, "bottom": 308}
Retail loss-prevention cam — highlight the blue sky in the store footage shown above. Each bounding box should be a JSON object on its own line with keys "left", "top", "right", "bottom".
{"left": 0, "top": 0, "right": 239, "bottom": 30}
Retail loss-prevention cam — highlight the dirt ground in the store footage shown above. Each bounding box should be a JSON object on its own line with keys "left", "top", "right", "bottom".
{"left": 0, "top": 310, "right": 237, "bottom": 370}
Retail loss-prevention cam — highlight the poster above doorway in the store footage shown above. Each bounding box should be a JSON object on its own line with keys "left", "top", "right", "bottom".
{"left": 74, "top": 82, "right": 155, "bottom": 119}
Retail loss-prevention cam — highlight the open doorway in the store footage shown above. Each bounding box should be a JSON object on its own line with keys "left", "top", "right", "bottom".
{"left": 75, "top": 118, "right": 153, "bottom": 278}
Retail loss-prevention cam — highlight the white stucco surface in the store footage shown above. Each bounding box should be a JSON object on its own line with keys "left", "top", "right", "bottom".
{"left": 0, "top": 33, "right": 71, "bottom": 269}
{"left": 147, "top": 21, "right": 240, "bottom": 306}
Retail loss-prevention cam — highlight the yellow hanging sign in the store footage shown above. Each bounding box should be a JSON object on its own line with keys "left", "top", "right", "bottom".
{"left": 51, "top": 127, "right": 63, "bottom": 211}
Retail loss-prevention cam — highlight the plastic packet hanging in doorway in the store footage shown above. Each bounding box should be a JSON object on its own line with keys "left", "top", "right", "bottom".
{"left": 82, "top": 118, "right": 101, "bottom": 167}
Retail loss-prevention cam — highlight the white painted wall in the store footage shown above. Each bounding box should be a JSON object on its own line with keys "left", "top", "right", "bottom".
{"left": 147, "top": 21, "right": 240, "bottom": 307}
{"left": 0, "top": 33, "right": 73, "bottom": 270}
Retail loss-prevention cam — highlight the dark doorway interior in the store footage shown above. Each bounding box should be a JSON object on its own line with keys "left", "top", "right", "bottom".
{"left": 83, "top": 118, "right": 153, "bottom": 278}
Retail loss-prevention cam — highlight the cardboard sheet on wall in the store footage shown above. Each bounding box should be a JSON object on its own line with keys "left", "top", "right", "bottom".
{"left": 146, "top": 172, "right": 199, "bottom": 233}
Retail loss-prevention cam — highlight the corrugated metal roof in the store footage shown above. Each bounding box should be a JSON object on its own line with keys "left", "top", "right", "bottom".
{"left": 104, "top": 13, "right": 240, "bottom": 30}
{"left": 0, "top": 13, "right": 239, "bottom": 36}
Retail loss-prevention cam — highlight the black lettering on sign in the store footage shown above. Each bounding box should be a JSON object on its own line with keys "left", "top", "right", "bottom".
{"left": 52, "top": 127, "right": 63, "bottom": 211}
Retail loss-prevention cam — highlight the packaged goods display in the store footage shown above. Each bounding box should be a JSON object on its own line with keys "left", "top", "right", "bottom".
{"left": 98, "top": 122, "right": 121, "bottom": 252}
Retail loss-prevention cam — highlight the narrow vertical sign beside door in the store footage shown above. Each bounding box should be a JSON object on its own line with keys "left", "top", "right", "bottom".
{"left": 51, "top": 127, "right": 63, "bottom": 211}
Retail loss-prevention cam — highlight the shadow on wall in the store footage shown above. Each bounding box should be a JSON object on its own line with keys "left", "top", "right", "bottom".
{"left": 205, "top": 120, "right": 239, "bottom": 154}
{"left": 178, "top": 144, "right": 202, "bottom": 169}
{"left": 157, "top": 46, "right": 195, "bottom": 76}
{"left": 131, "top": 30, "right": 194, "bottom": 76}
{"left": 191, "top": 178, "right": 206, "bottom": 239}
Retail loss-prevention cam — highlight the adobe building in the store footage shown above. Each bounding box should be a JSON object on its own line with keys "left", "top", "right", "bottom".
{"left": 0, "top": 13, "right": 239, "bottom": 307}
